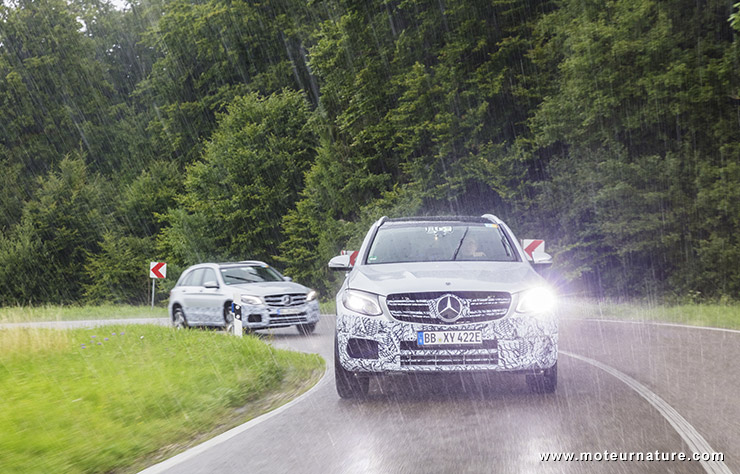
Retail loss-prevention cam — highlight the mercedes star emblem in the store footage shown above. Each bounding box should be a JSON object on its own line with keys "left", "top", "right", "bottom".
{"left": 436, "top": 294, "right": 463, "bottom": 322}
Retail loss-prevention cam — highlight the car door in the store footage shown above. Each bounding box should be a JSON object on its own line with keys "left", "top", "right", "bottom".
{"left": 189, "top": 267, "right": 225, "bottom": 325}
{"left": 179, "top": 268, "right": 206, "bottom": 324}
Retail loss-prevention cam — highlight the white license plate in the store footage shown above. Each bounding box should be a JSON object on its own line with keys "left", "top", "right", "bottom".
{"left": 276, "top": 307, "right": 303, "bottom": 315}
{"left": 417, "top": 331, "right": 482, "bottom": 346}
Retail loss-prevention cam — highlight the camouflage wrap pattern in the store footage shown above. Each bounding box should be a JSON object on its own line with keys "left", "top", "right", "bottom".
{"left": 240, "top": 300, "right": 320, "bottom": 329}
{"left": 336, "top": 310, "right": 557, "bottom": 373}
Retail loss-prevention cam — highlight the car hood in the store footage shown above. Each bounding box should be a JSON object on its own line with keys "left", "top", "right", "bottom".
{"left": 347, "top": 261, "right": 544, "bottom": 296}
{"left": 227, "top": 281, "right": 308, "bottom": 296}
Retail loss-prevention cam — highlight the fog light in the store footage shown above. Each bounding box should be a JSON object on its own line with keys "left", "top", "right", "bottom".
{"left": 346, "top": 338, "right": 379, "bottom": 359}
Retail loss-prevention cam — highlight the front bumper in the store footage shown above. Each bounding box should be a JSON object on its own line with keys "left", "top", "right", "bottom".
{"left": 239, "top": 300, "right": 320, "bottom": 329}
{"left": 336, "top": 311, "right": 557, "bottom": 373}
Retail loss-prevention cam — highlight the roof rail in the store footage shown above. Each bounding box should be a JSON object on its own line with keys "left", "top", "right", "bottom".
{"left": 481, "top": 213, "right": 502, "bottom": 223}
{"left": 385, "top": 216, "right": 489, "bottom": 223}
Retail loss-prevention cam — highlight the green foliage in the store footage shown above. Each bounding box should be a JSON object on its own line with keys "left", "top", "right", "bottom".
{"left": 534, "top": 146, "right": 686, "bottom": 297}
{"left": 523, "top": 0, "right": 740, "bottom": 299}
{"left": 0, "top": 159, "right": 25, "bottom": 233}
{"left": 1, "top": 0, "right": 740, "bottom": 304}
{"left": 0, "top": 0, "right": 130, "bottom": 177}
{"left": 693, "top": 146, "right": 740, "bottom": 296}
{"left": 280, "top": 0, "right": 547, "bottom": 287}
{"left": 0, "top": 157, "right": 110, "bottom": 304}
{"left": 117, "top": 160, "right": 183, "bottom": 237}
{"left": 158, "top": 90, "right": 318, "bottom": 267}
{"left": 83, "top": 234, "right": 154, "bottom": 304}
{"left": 731, "top": 2, "right": 740, "bottom": 31}
{"left": 278, "top": 196, "right": 329, "bottom": 293}
{"left": 135, "top": 0, "right": 322, "bottom": 164}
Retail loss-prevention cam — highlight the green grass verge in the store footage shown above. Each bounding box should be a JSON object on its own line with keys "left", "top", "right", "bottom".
{"left": 563, "top": 298, "right": 740, "bottom": 330}
{"left": 319, "top": 299, "right": 335, "bottom": 315}
{"left": 0, "top": 325, "right": 324, "bottom": 473}
{"left": 0, "top": 304, "right": 168, "bottom": 323}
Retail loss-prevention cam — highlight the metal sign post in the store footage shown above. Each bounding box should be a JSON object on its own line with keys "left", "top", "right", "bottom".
{"left": 151, "top": 279, "right": 156, "bottom": 309}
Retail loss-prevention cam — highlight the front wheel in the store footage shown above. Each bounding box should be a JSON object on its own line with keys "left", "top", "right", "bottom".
{"left": 526, "top": 362, "right": 557, "bottom": 393}
{"left": 172, "top": 307, "right": 189, "bottom": 329}
{"left": 335, "top": 336, "right": 369, "bottom": 399}
{"left": 297, "top": 322, "right": 317, "bottom": 335}
{"left": 223, "top": 304, "right": 235, "bottom": 333}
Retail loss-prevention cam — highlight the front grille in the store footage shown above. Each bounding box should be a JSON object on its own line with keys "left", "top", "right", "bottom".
{"left": 268, "top": 313, "right": 308, "bottom": 325}
{"left": 400, "top": 352, "right": 499, "bottom": 366}
{"left": 386, "top": 291, "right": 511, "bottom": 324}
{"left": 264, "top": 293, "right": 307, "bottom": 307}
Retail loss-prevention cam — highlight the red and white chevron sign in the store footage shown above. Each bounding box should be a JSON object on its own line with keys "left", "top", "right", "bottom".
{"left": 522, "top": 240, "right": 545, "bottom": 259}
{"left": 149, "top": 262, "right": 167, "bottom": 279}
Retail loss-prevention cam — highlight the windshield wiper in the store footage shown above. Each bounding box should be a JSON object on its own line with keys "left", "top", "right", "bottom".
{"left": 451, "top": 227, "right": 469, "bottom": 261}
{"left": 225, "top": 275, "right": 258, "bottom": 283}
{"left": 501, "top": 236, "right": 512, "bottom": 258}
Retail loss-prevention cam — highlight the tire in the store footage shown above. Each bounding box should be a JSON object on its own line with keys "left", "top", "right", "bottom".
{"left": 526, "top": 362, "right": 557, "bottom": 394}
{"left": 172, "top": 306, "right": 189, "bottom": 329}
{"left": 334, "top": 336, "right": 369, "bottom": 399}
{"left": 297, "top": 322, "right": 317, "bottom": 335}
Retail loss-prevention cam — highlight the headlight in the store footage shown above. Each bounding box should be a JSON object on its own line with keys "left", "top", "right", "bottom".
{"left": 516, "top": 287, "right": 557, "bottom": 314}
{"left": 241, "top": 295, "right": 263, "bottom": 305}
{"left": 306, "top": 289, "right": 318, "bottom": 301}
{"left": 341, "top": 289, "right": 382, "bottom": 316}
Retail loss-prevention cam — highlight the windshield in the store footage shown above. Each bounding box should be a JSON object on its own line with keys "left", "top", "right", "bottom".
{"left": 219, "top": 265, "right": 284, "bottom": 284}
{"left": 366, "top": 223, "right": 518, "bottom": 264}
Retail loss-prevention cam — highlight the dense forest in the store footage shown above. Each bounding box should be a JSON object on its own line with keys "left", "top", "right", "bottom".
{"left": 1, "top": 0, "right": 739, "bottom": 304}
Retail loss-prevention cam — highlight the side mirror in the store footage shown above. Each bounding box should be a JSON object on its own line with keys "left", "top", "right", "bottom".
{"left": 522, "top": 239, "right": 551, "bottom": 266}
{"left": 328, "top": 254, "right": 352, "bottom": 271}
{"left": 532, "top": 252, "right": 553, "bottom": 266}
{"left": 531, "top": 252, "right": 553, "bottom": 278}
{"left": 203, "top": 281, "right": 220, "bottom": 289}
{"left": 283, "top": 276, "right": 293, "bottom": 282}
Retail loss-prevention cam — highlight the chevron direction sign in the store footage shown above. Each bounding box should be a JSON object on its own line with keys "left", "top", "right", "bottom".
{"left": 522, "top": 240, "right": 545, "bottom": 260}
{"left": 149, "top": 262, "right": 167, "bottom": 279}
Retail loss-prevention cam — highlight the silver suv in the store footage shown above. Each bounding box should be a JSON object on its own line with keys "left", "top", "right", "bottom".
{"left": 329, "top": 215, "right": 557, "bottom": 398}
{"left": 168, "top": 261, "right": 320, "bottom": 334}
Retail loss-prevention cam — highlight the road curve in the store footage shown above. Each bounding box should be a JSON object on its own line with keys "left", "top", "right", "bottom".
{"left": 138, "top": 313, "right": 738, "bottom": 474}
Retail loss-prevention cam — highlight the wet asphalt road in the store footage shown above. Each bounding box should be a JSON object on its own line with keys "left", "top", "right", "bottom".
{"left": 144, "top": 314, "right": 738, "bottom": 474}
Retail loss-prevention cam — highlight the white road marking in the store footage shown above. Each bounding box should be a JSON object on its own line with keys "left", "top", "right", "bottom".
{"left": 138, "top": 364, "right": 331, "bottom": 474}
{"left": 560, "top": 317, "right": 740, "bottom": 334}
{"left": 561, "top": 350, "right": 731, "bottom": 474}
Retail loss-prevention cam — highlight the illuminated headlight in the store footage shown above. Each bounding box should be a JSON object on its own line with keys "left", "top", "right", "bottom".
{"left": 241, "top": 295, "right": 263, "bottom": 305}
{"left": 306, "top": 290, "right": 318, "bottom": 302}
{"left": 516, "top": 287, "right": 557, "bottom": 314}
{"left": 341, "top": 289, "right": 382, "bottom": 316}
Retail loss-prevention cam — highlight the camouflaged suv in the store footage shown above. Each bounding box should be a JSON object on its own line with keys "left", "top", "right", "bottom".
{"left": 329, "top": 215, "right": 557, "bottom": 398}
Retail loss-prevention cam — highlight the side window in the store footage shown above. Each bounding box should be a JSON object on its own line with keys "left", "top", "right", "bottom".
{"left": 186, "top": 269, "right": 205, "bottom": 287}
{"left": 202, "top": 268, "right": 217, "bottom": 286}
{"left": 179, "top": 270, "right": 196, "bottom": 287}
